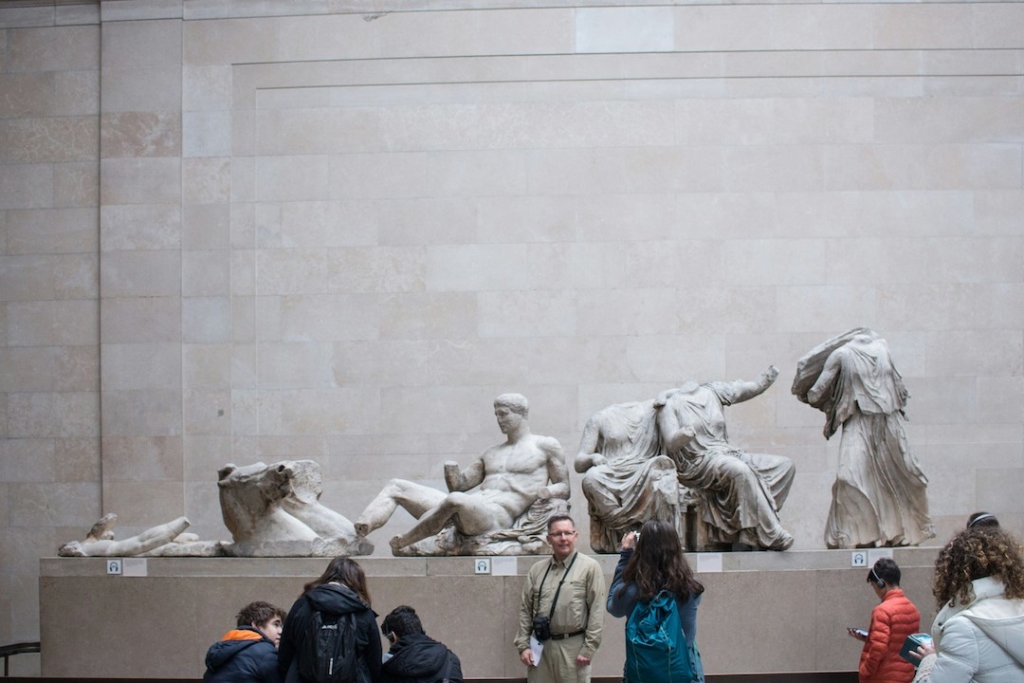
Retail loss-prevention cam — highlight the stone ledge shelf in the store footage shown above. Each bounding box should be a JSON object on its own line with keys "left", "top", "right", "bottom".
{"left": 39, "top": 548, "right": 941, "bottom": 679}
{"left": 40, "top": 546, "right": 941, "bottom": 576}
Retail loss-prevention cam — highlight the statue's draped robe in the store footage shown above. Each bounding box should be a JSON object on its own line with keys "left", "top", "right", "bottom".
{"left": 580, "top": 401, "right": 682, "bottom": 553}
{"left": 809, "top": 339, "right": 934, "bottom": 549}
{"left": 664, "top": 383, "right": 795, "bottom": 549}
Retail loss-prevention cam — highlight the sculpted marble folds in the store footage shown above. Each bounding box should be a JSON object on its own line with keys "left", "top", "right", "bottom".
{"left": 656, "top": 367, "right": 796, "bottom": 551}
{"left": 574, "top": 400, "right": 683, "bottom": 553}
{"left": 793, "top": 328, "right": 935, "bottom": 549}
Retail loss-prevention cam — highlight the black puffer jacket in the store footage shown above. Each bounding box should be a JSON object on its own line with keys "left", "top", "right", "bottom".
{"left": 203, "top": 626, "right": 281, "bottom": 683}
{"left": 381, "top": 634, "right": 462, "bottom": 683}
{"left": 278, "top": 584, "right": 381, "bottom": 683}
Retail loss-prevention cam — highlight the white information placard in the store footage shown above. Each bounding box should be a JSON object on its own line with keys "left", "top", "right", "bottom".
{"left": 123, "top": 558, "right": 148, "bottom": 577}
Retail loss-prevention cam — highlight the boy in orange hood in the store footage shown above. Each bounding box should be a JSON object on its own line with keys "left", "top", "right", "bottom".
{"left": 205, "top": 601, "right": 286, "bottom": 683}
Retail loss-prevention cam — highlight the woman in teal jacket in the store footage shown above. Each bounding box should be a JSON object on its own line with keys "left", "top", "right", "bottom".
{"left": 606, "top": 519, "right": 704, "bottom": 682}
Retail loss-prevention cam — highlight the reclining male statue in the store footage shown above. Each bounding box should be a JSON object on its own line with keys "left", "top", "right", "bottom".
{"left": 355, "top": 393, "right": 570, "bottom": 556}
{"left": 58, "top": 513, "right": 200, "bottom": 557}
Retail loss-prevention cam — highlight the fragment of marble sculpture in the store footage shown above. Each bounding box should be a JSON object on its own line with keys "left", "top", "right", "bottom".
{"left": 793, "top": 328, "right": 935, "bottom": 549}
{"left": 655, "top": 366, "right": 796, "bottom": 551}
{"left": 355, "top": 393, "right": 570, "bottom": 556}
{"left": 575, "top": 400, "right": 684, "bottom": 553}
{"left": 58, "top": 513, "right": 208, "bottom": 557}
{"left": 218, "top": 459, "right": 372, "bottom": 557}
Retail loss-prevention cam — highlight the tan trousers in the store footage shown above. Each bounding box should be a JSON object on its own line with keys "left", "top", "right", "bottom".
{"left": 527, "top": 636, "right": 592, "bottom": 683}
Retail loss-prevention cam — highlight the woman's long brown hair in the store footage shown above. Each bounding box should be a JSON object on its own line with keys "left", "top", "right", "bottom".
{"left": 303, "top": 556, "right": 372, "bottom": 606}
{"left": 618, "top": 519, "right": 704, "bottom": 602}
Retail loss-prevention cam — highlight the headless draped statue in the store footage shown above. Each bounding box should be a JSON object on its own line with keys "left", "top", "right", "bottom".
{"left": 656, "top": 366, "right": 796, "bottom": 551}
{"left": 574, "top": 400, "right": 683, "bottom": 553}
{"left": 793, "top": 328, "right": 935, "bottom": 549}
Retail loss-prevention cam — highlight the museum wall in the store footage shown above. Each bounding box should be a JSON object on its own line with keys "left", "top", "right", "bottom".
{"left": 2, "top": 0, "right": 1024, "bottom": 676}
{"left": 37, "top": 550, "right": 940, "bottom": 678}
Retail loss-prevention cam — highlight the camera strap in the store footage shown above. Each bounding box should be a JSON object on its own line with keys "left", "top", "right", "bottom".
{"left": 535, "top": 551, "right": 579, "bottom": 620}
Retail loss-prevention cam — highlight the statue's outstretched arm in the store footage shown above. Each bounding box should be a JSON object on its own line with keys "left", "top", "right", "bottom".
{"left": 725, "top": 365, "right": 780, "bottom": 404}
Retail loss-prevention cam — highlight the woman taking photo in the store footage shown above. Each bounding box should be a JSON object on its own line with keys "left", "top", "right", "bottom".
{"left": 278, "top": 556, "right": 382, "bottom": 683}
{"left": 913, "top": 526, "right": 1024, "bottom": 682}
{"left": 607, "top": 519, "right": 704, "bottom": 683}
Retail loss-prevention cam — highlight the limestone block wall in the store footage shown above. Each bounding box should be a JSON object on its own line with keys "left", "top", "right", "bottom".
{"left": 2, "top": 0, "right": 1023, "bottom": 675}
{"left": 0, "top": 2, "right": 102, "bottom": 674}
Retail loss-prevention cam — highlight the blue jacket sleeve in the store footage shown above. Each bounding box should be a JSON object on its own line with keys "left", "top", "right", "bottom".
{"left": 678, "top": 593, "right": 700, "bottom": 645}
{"left": 255, "top": 642, "right": 283, "bottom": 683}
{"left": 607, "top": 549, "right": 639, "bottom": 618}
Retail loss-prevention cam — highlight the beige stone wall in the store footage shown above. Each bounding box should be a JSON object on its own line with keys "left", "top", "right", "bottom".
{"left": 2, "top": 0, "right": 1024, "bottom": 676}
{"left": 0, "top": 2, "right": 101, "bottom": 675}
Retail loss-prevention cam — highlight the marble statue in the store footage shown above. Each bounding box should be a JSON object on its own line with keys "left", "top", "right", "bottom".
{"left": 218, "top": 459, "right": 372, "bottom": 557}
{"left": 58, "top": 460, "right": 369, "bottom": 558}
{"left": 793, "top": 328, "right": 935, "bottom": 549}
{"left": 574, "top": 400, "right": 684, "bottom": 553}
{"left": 655, "top": 366, "right": 796, "bottom": 551}
{"left": 57, "top": 513, "right": 212, "bottom": 557}
{"left": 355, "top": 393, "right": 570, "bottom": 556}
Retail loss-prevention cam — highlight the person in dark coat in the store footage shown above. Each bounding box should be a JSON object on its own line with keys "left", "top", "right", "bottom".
{"left": 380, "top": 606, "right": 462, "bottom": 683}
{"left": 278, "top": 557, "right": 382, "bottom": 683}
{"left": 204, "top": 601, "right": 286, "bottom": 683}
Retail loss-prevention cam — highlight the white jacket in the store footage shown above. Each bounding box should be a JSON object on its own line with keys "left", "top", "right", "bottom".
{"left": 914, "top": 576, "right": 1024, "bottom": 683}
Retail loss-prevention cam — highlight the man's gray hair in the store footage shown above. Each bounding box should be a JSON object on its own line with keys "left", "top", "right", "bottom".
{"left": 547, "top": 515, "right": 575, "bottom": 533}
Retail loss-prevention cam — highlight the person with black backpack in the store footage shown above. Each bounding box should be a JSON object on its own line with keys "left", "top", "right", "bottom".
{"left": 278, "top": 557, "right": 382, "bottom": 683}
{"left": 380, "top": 605, "right": 463, "bottom": 683}
{"left": 606, "top": 520, "right": 705, "bottom": 683}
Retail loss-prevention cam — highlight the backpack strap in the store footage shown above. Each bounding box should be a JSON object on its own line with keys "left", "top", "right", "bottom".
{"left": 541, "top": 551, "right": 579, "bottom": 620}
{"left": 441, "top": 651, "right": 454, "bottom": 683}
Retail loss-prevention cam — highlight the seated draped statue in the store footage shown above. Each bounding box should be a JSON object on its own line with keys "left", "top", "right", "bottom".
{"left": 574, "top": 400, "right": 683, "bottom": 553}
{"left": 793, "top": 328, "right": 935, "bottom": 549}
{"left": 58, "top": 513, "right": 205, "bottom": 557}
{"left": 218, "top": 459, "right": 372, "bottom": 557}
{"left": 355, "top": 393, "right": 570, "bottom": 556}
{"left": 655, "top": 366, "right": 796, "bottom": 551}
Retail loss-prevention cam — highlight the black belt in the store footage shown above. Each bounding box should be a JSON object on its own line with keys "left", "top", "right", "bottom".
{"left": 549, "top": 630, "right": 585, "bottom": 641}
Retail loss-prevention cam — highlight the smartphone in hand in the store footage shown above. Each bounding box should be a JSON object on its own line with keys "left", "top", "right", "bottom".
{"left": 848, "top": 627, "right": 868, "bottom": 638}
{"left": 900, "top": 633, "right": 933, "bottom": 666}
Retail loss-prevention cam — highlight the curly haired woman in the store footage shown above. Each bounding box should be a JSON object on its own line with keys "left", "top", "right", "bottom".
{"left": 913, "top": 526, "right": 1024, "bottom": 682}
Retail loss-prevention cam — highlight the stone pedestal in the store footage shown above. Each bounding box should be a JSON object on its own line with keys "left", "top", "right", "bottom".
{"left": 40, "top": 549, "right": 940, "bottom": 678}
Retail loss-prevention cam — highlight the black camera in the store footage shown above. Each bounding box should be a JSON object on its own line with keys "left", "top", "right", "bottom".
{"left": 533, "top": 615, "right": 552, "bottom": 642}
